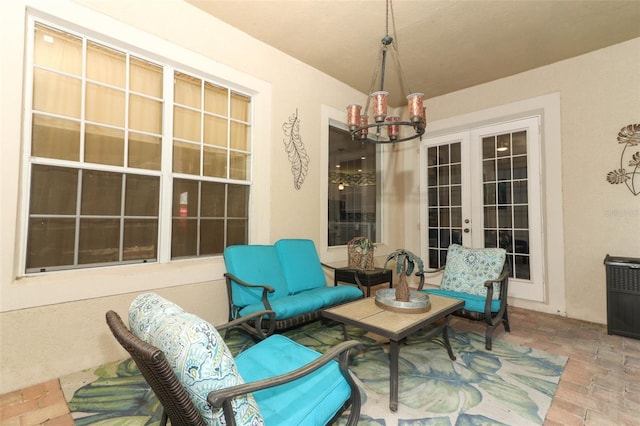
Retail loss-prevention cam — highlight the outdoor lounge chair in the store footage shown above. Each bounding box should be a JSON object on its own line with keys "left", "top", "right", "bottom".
{"left": 106, "top": 293, "right": 361, "bottom": 426}
{"left": 419, "top": 244, "right": 511, "bottom": 350}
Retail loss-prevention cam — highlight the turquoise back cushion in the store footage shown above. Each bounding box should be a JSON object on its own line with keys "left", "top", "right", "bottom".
{"left": 441, "top": 244, "right": 506, "bottom": 299}
{"left": 129, "top": 293, "right": 264, "bottom": 425}
{"left": 275, "top": 239, "right": 327, "bottom": 293}
{"left": 224, "top": 245, "right": 290, "bottom": 306}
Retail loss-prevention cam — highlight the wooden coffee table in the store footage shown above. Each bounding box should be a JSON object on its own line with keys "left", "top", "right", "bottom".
{"left": 322, "top": 294, "right": 464, "bottom": 412}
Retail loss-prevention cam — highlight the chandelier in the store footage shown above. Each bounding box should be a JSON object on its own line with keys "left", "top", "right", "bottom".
{"left": 346, "top": 0, "right": 426, "bottom": 144}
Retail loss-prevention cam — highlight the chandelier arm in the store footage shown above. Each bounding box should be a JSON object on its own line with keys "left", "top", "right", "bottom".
{"left": 364, "top": 45, "right": 384, "bottom": 113}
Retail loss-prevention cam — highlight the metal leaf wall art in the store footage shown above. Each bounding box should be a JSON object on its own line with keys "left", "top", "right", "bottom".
{"left": 282, "top": 109, "right": 309, "bottom": 190}
{"left": 606, "top": 123, "right": 640, "bottom": 196}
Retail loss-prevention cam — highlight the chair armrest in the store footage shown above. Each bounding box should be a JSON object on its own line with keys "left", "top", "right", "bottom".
{"left": 321, "top": 262, "right": 364, "bottom": 292}
{"left": 207, "top": 340, "right": 362, "bottom": 426}
{"left": 216, "top": 310, "right": 276, "bottom": 339}
{"left": 416, "top": 265, "right": 445, "bottom": 290}
{"left": 224, "top": 272, "right": 275, "bottom": 312}
{"left": 482, "top": 268, "right": 510, "bottom": 315}
{"left": 224, "top": 272, "right": 275, "bottom": 294}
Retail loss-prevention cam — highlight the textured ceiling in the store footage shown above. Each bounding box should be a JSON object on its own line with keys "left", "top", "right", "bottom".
{"left": 187, "top": 0, "right": 640, "bottom": 107}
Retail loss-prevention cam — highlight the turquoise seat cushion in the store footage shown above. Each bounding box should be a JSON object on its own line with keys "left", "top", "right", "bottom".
{"left": 129, "top": 293, "right": 264, "bottom": 426}
{"left": 275, "top": 239, "right": 327, "bottom": 293}
{"left": 304, "top": 286, "right": 363, "bottom": 307}
{"left": 238, "top": 286, "right": 363, "bottom": 319}
{"left": 224, "top": 245, "right": 290, "bottom": 306}
{"left": 425, "top": 288, "right": 501, "bottom": 313}
{"left": 440, "top": 244, "right": 506, "bottom": 299}
{"left": 235, "top": 334, "right": 351, "bottom": 425}
{"left": 238, "top": 291, "right": 325, "bottom": 319}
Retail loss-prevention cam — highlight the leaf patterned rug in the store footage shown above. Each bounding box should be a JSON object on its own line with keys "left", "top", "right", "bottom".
{"left": 64, "top": 320, "right": 566, "bottom": 425}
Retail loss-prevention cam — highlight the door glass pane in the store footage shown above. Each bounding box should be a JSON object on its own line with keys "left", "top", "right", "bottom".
{"left": 483, "top": 131, "right": 530, "bottom": 279}
{"left": 426, "top": 142, "right": 462, "bottom": 268}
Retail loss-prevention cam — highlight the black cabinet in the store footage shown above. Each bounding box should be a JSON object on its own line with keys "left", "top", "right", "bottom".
{"left": 604, "top": 255, "right": 640, "bottom": 339}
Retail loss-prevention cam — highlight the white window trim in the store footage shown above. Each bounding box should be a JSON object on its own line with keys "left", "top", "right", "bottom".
{"left": 2, "top": 3, "right": 271, "bottom": 312}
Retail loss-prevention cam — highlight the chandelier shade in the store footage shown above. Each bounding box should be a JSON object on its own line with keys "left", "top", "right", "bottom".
{"left": 346, "top": 0, "right": 426, "bottom": 144}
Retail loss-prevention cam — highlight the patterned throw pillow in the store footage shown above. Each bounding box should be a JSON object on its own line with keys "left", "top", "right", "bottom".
{"left": 129, "top": 293, "right": 264, "bottom": 426}
{"left": 440, "top": 244, "right": 506, "bottom": 299}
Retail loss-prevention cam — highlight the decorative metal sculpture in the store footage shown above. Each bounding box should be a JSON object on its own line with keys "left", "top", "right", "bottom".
{"left": 282, "top": 109, "right": 309, "bottom": 190}
{"left": 606, "top": 123, "right": 640, "bottom": 196}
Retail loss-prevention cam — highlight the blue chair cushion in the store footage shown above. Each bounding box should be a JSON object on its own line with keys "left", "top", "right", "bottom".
{"left": 440, "top": 244, "right": 506, "bottom": 299}
{"left": 235, "top": 334, "right": 352, "bottom": 425}
{"left": 128, "top": 292, "right": 185, "bottom": 343}
{"left": 224, "top": 245, "right": 290, "bottom": 306}
{"left": 425, "top": 288, "right": 501, "bottom": 313}
{"left": 129, "top": 293, "right": 264, "bottom": 425}
{"left": 275, "top": 239, "right": 327, "bottom": 293}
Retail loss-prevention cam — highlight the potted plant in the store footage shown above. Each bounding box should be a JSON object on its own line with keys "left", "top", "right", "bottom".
{"left": 348, "top": 237, "right": 375, "bottom": 270}
{"left": 384, "top": 249, "right": 424, "bottom": 302}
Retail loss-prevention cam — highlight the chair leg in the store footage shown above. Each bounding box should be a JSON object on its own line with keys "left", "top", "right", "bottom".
{"left": 502, "top": 308, "right": 511, "bottom": 332}
{"left": 485, "top": 325, "right": 495, "bottom": 351}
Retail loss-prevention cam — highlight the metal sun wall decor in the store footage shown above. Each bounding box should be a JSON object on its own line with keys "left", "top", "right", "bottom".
{"left": 606, "top": 123, "right": 640, "bottom": 196}
{"left": 282, "top": 108, "right": 309, "bottom": 190}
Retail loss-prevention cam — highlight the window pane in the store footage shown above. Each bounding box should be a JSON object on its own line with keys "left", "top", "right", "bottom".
{"left": 328, "top": 126, "right": 378, "bottom": 246}
{"left": 230, "top": 152, "right": 250, "bottom": 180}
{"left": 173, "top": 141, "right": 200, "bottom": 175}
{"left": 128, "top": 132, "right": 161, "bottom": 170}
{"left": 123, "top": 219, "right": 158, "bottom": 261}
{"left": 27, "top": 218, "right": 76, "bottom": 269}
{"left": 32, "top": 115, "right": 80, "bottom": 161}
{"left": 85, "top": 124, "right": 124, "bottom": 166}
{"left": 205, "top": 83, "right": 228, "bottom": 115}
{"left": 125, "top": 175, "right": 159, "bottom": 216}
{"left": 204, "top": 115, "right": 227, "bottom": 147}
{"left": 130, "top": 95, "right": 162, "bottom": 134}
{"left": 87, "top": 41, "right": 125, "bottom": 87}
{"left": 201, "top": 182, "right": 225, "bottom": 217}
{"left": 78, "top": 218, "right": 120, "bottom": 264}
{"left": 200, "top": 219, "right": 224, "bottom": 255}
{"left": 228, "top": 184, "right": 249, "bottom": 217}
{"left": 174, "top": 72, "right": 201, "bottom": 108}
{"left": 230, "top": 121, "right": 249, "bottom": 151}
{"left": 172, "top": 218, "right": 197, "bottom": 258}
{"left": 230, "top": 92, "right": 250, "bottom": 121}
{"left": 512, "top": 131, "right": 527, "bottom": 155}
{"left": 34, "top": 24, "right": 82, "bottom": 75}
{"left": 172, "top": 179, "right": 198, "bottom": 217}
{"left": 81, "top": 170, "right": 122, "bottom": 215}
{"left": 30, "top": 165, "right": 77, "bottom": 215}
{"left": 203, "top": 146, "right": 227, "bottom": 178}
{"left": 33, "top": 69, "right": 81, "bottom": 118}
{"left": 130, "top": 57, "right": 163, "bottom": 98}
{"left": 86, "top": 83, "right": 125, "bottom": 127}
{"left": 227, "top": 219, "right": 248, "bottom": 246}
{"left": 174, "top": 106, "right": 201, "bottom": 142}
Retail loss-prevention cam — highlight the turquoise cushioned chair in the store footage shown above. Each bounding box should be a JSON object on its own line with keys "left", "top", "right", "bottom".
{"left": 223, "top": 239, "right": 363, "bottom": 338}
{"left": 419, "top": 244, "right": 511, "bottom": 350}
{"left": 107, "top": 293, "right": 361, "bottom": 426}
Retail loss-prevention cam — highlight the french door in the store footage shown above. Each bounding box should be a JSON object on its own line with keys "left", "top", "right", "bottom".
{"left": 420, "top": 117, "right": 544, "bottom": 302}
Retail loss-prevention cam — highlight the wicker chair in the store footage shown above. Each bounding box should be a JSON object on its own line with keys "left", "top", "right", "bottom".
{"left": 106, "top": 308, "right": 361, "bottom": 426}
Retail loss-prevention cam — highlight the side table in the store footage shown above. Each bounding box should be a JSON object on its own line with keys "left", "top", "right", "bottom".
{"left": 334, "top": 267, "right": 393, "bottom": 297}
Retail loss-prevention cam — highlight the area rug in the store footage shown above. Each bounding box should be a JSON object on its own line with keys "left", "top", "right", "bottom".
{"left": 63, "top": 320, "right": 567, "bottom": 425}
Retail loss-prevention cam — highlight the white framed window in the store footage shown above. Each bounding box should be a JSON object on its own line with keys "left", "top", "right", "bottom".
{"left": 22, "top": 20, "right": 252, "bottom": 274}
